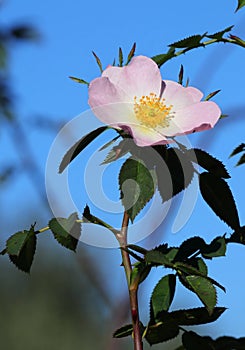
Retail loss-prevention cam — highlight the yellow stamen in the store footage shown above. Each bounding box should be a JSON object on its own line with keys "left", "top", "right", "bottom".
{"left": 134, "top": 93, "right": 173, "bottom": 128}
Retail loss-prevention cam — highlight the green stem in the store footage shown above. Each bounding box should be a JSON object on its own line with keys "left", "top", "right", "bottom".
{"left": 83, "top": 215, "right": 120, "bottom": 236}
{"left": 174, "top": 38, "right": 218, "bottom": 58}
{"left": 117, "top": 212, "right": 143, "bottom": 350}
{"left": 156, "top": 36, "right": 245, "bottom": 68}
{"left": 174, "top": 38, "right": 241, "bottom": 57}
{"left": 36, "top": 217, "right": 119, "bottom": 236}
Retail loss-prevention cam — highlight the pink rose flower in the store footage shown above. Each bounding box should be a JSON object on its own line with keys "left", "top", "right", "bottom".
{"left": 88, "top": 56, "right": 221, "bottom": 147}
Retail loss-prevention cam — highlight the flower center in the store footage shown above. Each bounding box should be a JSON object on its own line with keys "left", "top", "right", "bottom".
{"left": 134, "top": 93, "right": 173, "bottom": 128}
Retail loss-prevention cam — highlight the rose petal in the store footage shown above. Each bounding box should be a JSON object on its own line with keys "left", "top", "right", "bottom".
{"left": 88, "top": 77, "right": 136, "bottom": 125}
{"left": 89, "top": 76, "right": 127, "bottom": 105}
{"left": 125, "top": 123, "right": 169, "bottom": 146}
{"left": 158, "top": 101, "right": 221, "bottom": 137}
{"left": 185, "top": 86, "right": 203, "bottom": 102}
{"left": 162, "top": 81, "right": 203, "bottom": 110}
{"left": 102, "top": 56, "right": 162, "bottom": 98}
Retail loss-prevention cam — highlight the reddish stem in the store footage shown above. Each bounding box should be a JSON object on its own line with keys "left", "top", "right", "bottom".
{"left": 118, "top": 212, "right": 143, "bottom": 350}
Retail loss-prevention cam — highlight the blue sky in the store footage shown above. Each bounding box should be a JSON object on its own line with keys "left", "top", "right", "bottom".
{"left": 1, "top": 0, "right": 245, "bottom": 343}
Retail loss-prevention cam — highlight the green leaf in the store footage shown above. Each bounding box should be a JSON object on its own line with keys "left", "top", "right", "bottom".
{"left": 49, "top": 213, "right": 81, "bottom": 251}
{"left": 145, "top": 250, "right": 173, "bottom": 267}
{"left": 145, "top": 245, "right": 178, "bottom": 265}
{"left": 59, "top": 126, "right": 108, "bottom": 173}
{"left": 187, "top": 148, "right": 230, "bottom": 178}
{"left": 8, "top": 226, "right": 37, "bottom": 273}
{"left": 152, "top": 243, "right": 169, "bottom": 252}
{"left": 102, "top": 138, "right": 157, "bottom": 165}
{"left": 118, "top": 47, "right": 123, "bottom": 66}
{"left": 236, "top": 0, "right": 245, "bottom": 11}
{"left": 215, "top": 336, "right": 245, "bottom": 348}
{"left": 185, "top": 276, "right": 217, "bottom": 315}
{"left": 229, "top": 225, "right": 245, "bottom": 244}
{"left": 236, "top": 154, "right": 245, "bottom": 166}
{"left": 130, "top": 262, "right": 151, "bottom": 288}
{"left": 201, "top": 236, "right": 226, "bottom": 258}
{"left": 119, "top": 157, "right": 155, "bottom": 222}
{"left": 170, "top": 307, "right": 226, "bottom": 326}
{"left": 206, "top": 25, "right": 234, "bottom": 40}
{"left": 183, "top": 256, "right": 206, "bottom": 273}
{"left": 220, "top": 114, "right": 228, "bottom": 119}
{"left": 113, "top": 322, "right": 145, "bottom": 338}
{"left": 121, "top": 247, "right": 143, "bottom": 262}
{"left": 204, "top": 90, "right": 221, "bottom": 101}
{"left": 150, "top": 274, "right": 176, "bottom": 322}
{"left": 145, "top": 322, "right": 179, "bottom": 345}
{"left": 151, "top": 47, "right": 176, "bottom": 67}
{"left": 113, "top": 324, "right": 133, "bottom": 338}
{"left": 178, "top": 273, "right": 193, "bottom": 292}
{"left": 173, "top": 236, "right": 206, "bottom": 262}
{"left": 6, "top": 229, "right": 33, "bottom": 256}
{"left": 175, "top": 262, "right": 205, "bottom": 276}
{"left": 175, "top": 261, "right": 225, "bottom": 292}
{"left": 196, "top": 258, "right": 208, "bottom": 276}
{"left": 178, "top": 64, "right": 184, "bottom": 85}
{"left": 164, "top": 248, "right": 179, "bottom": 262}
{"left": 101, "top": 147, "right": 120, "bottom": 165}
{"left": 99, "top": 135, "right": 120, "bottom": 151}
{"left": 101, "top": 139, "right": 131, "bottom": 164}
{"left": 127, "top": 244, "right": 148, "bottom": 255}
{"left": 82, "top": 204, "right": 94, "bottom": 223}
{"left": 155, "top": 147, "right": 194, "bottom": 203}
{"left": 199, "top": 172, "right": 240, "bottom": 230}
{"left": 230, "top": 144, "right": 245, "bottom": 157}
{"left": 69, "top": 76, "right": 89, "bottom": 85}
{"left": 126, "top": 42, "right": 136, "bottom": 65}
{"left": 82, "top": 205, "right": 115, "bottom": 232}
{"left": 92, "top": 51, "right": 103, "bottom": 72}
{"left": 182, "top": 331, "right": 214, "bottom": 350}
{"left": 169, "top": 34, "right": 204, "bottom": 48}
